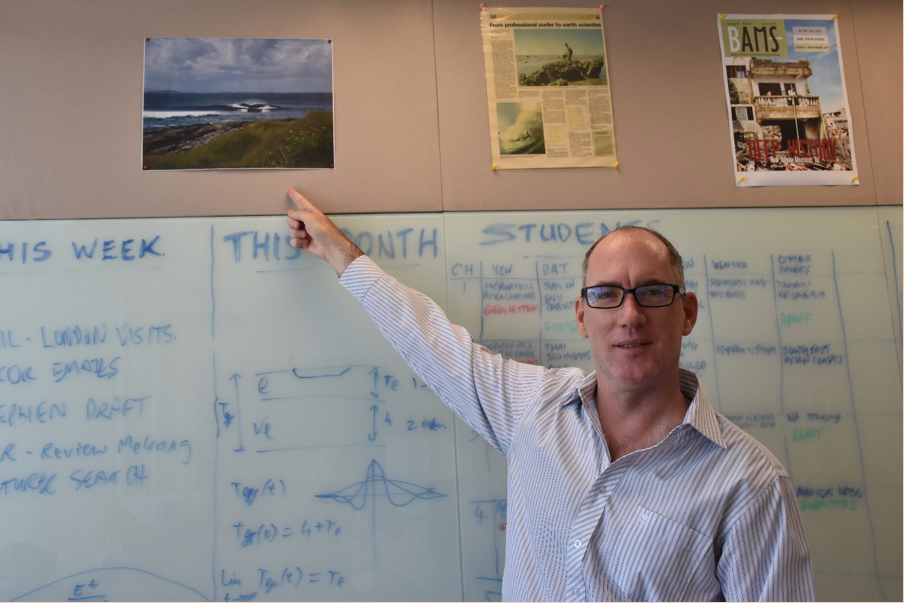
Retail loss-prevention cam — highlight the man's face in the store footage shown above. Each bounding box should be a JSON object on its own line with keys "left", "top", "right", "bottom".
{"left": 575, "top": 230, "right": 697, "bottom": 396}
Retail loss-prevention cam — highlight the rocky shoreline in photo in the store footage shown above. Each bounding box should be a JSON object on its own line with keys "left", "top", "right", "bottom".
{"left": 141, "top": 111, "right": 333, "bottom": 169}
{"left": 142, "top": 121, "right": 253, "bottom": 156}
{"left": 519, "top": 58, "right": 604, "bottom": 86}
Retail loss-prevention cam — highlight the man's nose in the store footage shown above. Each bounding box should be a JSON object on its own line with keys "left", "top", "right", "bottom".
{"left": 618, "top": 292, "right": 647, "bottom": 327}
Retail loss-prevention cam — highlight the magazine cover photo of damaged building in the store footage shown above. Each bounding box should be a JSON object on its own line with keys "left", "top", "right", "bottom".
{"left": 719, "top": 15, "right": 857, "bottom": 186}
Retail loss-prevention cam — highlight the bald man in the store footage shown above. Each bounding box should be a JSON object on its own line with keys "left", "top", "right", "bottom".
{"left": 286, "top": 188, "right": 815, "bottom": 602}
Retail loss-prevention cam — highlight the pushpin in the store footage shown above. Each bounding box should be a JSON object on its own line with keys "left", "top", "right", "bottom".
{"left": 720, "top": 14, "right": 725, "bottom": 20}
{"left": 739, "top": 175, "right": 745, "bottom": 182}
{"left": 479, "top": 3, "right": 484, "bottom": 9}
{"left": 852, "top": 175, "right": 859, "bottom": 181}
{"left": 613, "top": 161, "right": 619, "bottom": 168}
{"left": 492, "top": 164, "right": 498, "bottom": 170}
{"left": 832, "top": 14, "right": 838, "bottom": 20}
{"left": 599, "top": 5, "right": 605, "bottom": 10}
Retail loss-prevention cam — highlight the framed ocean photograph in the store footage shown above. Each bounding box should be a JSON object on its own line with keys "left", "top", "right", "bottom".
{"left": 142, "top": 38, "right": 334, "bottom": 170}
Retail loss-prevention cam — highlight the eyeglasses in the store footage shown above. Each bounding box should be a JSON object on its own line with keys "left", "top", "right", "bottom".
{"left": 581, "top": 284, "right": 685, "bottom": 309}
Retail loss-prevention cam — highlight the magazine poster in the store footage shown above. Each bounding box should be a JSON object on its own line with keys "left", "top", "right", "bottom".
{"left": 142, "top": 38, "right": 334, "bottom": 170}
{"left": 718, "top": 15, "right": 858, "bottom": 186}
{"left": 480, "top": 8, "right": 617, "bottom": 169}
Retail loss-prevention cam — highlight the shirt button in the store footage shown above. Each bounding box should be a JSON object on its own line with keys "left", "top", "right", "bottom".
{"left": 574, "top": 539, "right": 582, "bottom": 548}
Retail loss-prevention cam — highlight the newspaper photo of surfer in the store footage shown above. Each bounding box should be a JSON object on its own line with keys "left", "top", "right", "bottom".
{"left": 142, "top": 38, "right": 333, "bottom": 170}
{"left": 514, "top": 29, "right": 606, "bottom": 87}
{"left": 497, "top": 102, "right": 545, "bottom": 155}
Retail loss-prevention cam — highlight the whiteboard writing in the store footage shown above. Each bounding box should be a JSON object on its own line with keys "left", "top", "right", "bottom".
{"left": 0, "top": 208, "right": 900, "bottom": 602}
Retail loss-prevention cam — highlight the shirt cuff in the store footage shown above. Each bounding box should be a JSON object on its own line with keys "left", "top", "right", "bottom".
{"left": 338, "top": 254, "right": 384, "bottom": 302}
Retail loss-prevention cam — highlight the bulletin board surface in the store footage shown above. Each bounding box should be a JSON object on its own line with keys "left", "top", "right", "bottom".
{"left": 0, "top": 0, "right": 901, "bottom": 219}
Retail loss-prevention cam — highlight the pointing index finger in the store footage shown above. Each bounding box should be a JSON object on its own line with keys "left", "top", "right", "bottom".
{"left": 287, "top": 187, "right": 317, "bottom": 213}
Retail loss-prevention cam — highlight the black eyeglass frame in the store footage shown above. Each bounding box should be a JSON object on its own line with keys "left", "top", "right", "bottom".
{"left": 581, "top": 284, "right": 686, "bottom": 309}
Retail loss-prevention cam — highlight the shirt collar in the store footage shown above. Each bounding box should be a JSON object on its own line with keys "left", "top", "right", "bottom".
{"left": 678, "top": 369, "right": 726, "bottom": 449}
{"left": 571, "top": 371, "right": 599, "bottom": 409}
{"left": 567, "top": 369, "right": 727, "bottom": 449}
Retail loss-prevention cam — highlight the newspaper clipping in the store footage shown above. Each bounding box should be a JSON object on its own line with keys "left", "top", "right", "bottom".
{"left": 481, "top": 8, "right": 617, "bottom": 169}
{"left": 718, "top": 14, "right": 858, "bottom": 186}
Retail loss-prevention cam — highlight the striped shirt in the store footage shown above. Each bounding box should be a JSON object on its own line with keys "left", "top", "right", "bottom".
{"left": 341, "top": 256, "right": 816, "bottom": 602}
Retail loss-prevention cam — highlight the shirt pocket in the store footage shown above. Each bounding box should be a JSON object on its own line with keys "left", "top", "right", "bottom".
{"left": 608, "top": 504, "right": 713, "bottom": 601}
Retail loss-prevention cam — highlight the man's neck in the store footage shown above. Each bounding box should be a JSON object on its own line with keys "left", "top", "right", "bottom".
{"left": 594, "top": 380, "right": 690, "bottom": 461}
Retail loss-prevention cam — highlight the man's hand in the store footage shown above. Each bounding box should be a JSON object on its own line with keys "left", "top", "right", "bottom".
{"left": 286, "top": 188, "right": 363, "bottom": 277}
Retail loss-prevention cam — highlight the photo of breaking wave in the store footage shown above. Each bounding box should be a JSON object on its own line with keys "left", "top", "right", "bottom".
{"left": 142, "top": 91, "right": 332, "bottom": 129}
{"left": 497, "top": 102, "right": 546, "bottom": 155}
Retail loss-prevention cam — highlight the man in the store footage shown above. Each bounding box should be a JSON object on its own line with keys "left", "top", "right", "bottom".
{"left": 564, "top": 42, "right": 573, "bottom": 62}
{"left": 285, "top": 188, "right": 815, "bottom": 601}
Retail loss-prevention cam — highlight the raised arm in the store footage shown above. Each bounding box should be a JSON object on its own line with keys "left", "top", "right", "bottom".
{"left": 284, "top": 188, "right": 559, "bottom": 456}
{"left": 286, "top": 187, "right": 363, "bottom": 277}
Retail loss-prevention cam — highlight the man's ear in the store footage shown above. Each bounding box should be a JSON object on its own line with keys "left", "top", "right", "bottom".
{"left": 682, "top": 291, "right": 698, "bottom": 336}
{"left": 575, "top": 296, "right": 589, "bottom": 339}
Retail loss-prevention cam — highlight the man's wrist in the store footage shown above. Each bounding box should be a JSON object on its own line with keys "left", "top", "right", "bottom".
{"left": 331, "top": 241, "right": 364, "bottom": 277}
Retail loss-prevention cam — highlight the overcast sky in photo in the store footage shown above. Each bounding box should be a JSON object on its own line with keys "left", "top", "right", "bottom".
{"left": 144, "top": 38, "right": 333, "bottom": 93}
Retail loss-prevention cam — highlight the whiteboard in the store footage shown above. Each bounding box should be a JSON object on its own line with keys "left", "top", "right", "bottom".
{"left": 0, "top": 207, "right": 901, "bottom": 602}
{"left": 446, "top": 207, "right": 903, "bottom": 601}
